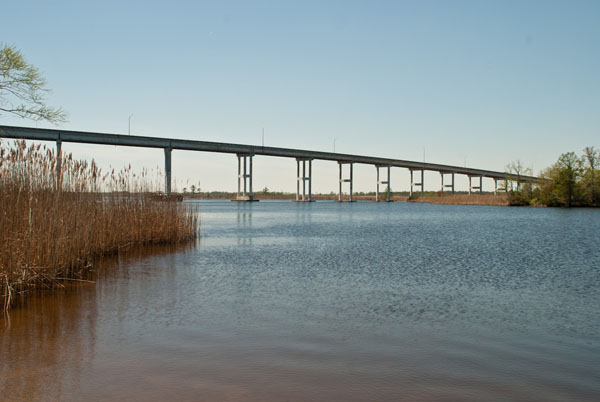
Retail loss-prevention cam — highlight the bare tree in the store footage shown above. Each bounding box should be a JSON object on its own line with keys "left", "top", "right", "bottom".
{"left": 0, "top": 44, "right": 67, "bottom": 123}
{"left": 505, "top": 160, "right": 531, "bottom": 191}
{"left": 582, "top": 146, "right": 599, "bottom": 204}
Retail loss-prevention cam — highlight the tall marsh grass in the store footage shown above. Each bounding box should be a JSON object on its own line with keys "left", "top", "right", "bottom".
{"left": 410, "top": 193, "right": 508, "bottom": 206}
{"left": 0, "top": 140, "right": 198, "bottom": 309}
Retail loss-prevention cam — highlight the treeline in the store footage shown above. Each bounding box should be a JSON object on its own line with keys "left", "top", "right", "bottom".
{"left": 508, "top": 147, "right": 599, "bottom": 207}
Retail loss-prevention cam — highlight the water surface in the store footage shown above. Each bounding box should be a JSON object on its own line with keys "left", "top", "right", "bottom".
{"left": 2, "top": 201, "right": 599, "bottom": 401}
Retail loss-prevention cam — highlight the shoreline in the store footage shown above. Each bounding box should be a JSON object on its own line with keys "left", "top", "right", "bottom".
{"left": 184, "top": 193, "right": 509, "bottom": 206}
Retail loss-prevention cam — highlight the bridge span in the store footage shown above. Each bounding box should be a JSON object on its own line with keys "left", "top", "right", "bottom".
{"left": 0, "top": 125, "right": 539, "bottom": 201}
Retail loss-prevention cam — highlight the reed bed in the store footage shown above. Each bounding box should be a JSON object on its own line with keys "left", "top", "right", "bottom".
{"left": 410, "top": 193, "right": 509, "bottom": 206}
{"left": 0, "top": 140, "right": 198, "bottom": 309}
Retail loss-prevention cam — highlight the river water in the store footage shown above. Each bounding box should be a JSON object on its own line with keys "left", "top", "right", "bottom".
{"left": 1, "top": 200, "right": 599, "bottom": 401}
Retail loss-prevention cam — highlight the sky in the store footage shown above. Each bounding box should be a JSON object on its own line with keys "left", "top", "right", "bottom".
{"left": 1, "top": 0, "right": 599, "bottom": 193}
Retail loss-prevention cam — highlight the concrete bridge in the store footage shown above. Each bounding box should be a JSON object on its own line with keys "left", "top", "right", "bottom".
{"left": 0, "top": 125, "right": 540, "bottom": 201}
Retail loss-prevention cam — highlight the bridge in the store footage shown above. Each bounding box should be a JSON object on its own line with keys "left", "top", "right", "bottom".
{"left": 0, "top": 125, "right": 540, "bottom": 202}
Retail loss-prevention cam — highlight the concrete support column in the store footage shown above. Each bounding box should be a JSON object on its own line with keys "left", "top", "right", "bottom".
{"left": 376, "top": 167, "right": 380, "bottom": 200}
{"left": 375, "top": 165, "right": 391, "bottom": 202}
{"left": 308, "top": 160, "right": 312, "bottom": 202}
{"left": 441, "top": 172, "right": 455, "bottom": 195}
{"left": 56, "top": 139, "right": 62, "bottom": 190}
{"left": 295, "top": 158, "right": 313, "bottom": 202}
{"left": 350, "top": 163, "right": 354, "bottom": 202}
{"left": 494, "top": 179, "right": 498, "bottom": 195}
{"left": 410, "top": 169, "right": 424, "bottom": 197}
{"left": 440, "top": 172, "right": 444, "bottom": 192}
{"left": 296, "top": 159, "right": 300, "bottom": 201}
{"left": 302, "top": 160, "right": 306, "bottom": 200}
{"left": 234, "top": 154, "right": 256, "bottom": 201}
{"left": 237, "top": 155, "right": 241, "bottom": 197}
{"left": 468, "top": 175, "right": 483, "bottom": 195}
{"left": 338, "top": 162, "right": 354, "bottom": 202}
{"left": 387, "top": 167, "right": 391, "bottom": 201}
{"left": 338, "top": 163, "right": 342, "bottom": 202}
{"left": 164, "top": 147, "right": 172, "bottom": 195}
{"left": 243, "top": 156, "right": 247, "bottom": 195}
{"left": 249, "top": 156, "right": 253, "bottom": 200}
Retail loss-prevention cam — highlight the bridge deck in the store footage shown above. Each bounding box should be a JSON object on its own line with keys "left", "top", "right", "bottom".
{"left": 0, "top": 125, "right": 539, "bottom": 182}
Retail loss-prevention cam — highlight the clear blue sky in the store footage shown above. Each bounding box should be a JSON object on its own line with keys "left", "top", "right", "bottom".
{"left": 2, "top": 0, "right": 599, "bottom": 192}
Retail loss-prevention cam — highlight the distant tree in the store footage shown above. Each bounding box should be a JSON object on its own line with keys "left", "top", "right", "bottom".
{"left": 505, "top": 160, "right": 531, "bottom": 191}
{"left": 190, "top": 184, "right": 196, "bottom": 194}
{"left": 535, "top": 165, "right": 560, "bottom": 206}
{"left": 582, "top": 146, "right": 600, "bottom": 206}
{"left": 0, "top": 44, "right": 67, "bottom": 123}
{"left": 555, "top": 152, "right": 583, "bottom": 207}
{"left": 507, "top": 148, "right": 598, "bottom": 208}
{"left": 262, "top": 186, "right": 269, "bottom": 193}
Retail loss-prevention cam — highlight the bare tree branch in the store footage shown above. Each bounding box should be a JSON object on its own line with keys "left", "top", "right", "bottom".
{"left": 0, "top": 44, "right": 67, "bottom": 124}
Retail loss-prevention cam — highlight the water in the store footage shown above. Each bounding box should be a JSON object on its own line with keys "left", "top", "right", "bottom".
{"left": 2, "top": 200, "right": 599, "bottom": 401}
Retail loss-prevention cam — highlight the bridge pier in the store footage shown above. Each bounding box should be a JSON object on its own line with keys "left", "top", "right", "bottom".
{"left": 468, "top": 175, "right": 483, "bottom": 195}
{"left": 338, "top": 162, "right": 354, "bottom": 202}
{"left": 375, "top": 165, "right": 391, "bottom": 202}
{"left": 164, "top": 147, "right": 172, "bottom": 195}
{"left": 55, "top": 139, "right": 62, "bottom": 190}
{"left": 410, "top": 169, "right": 424, "bottom": 197}
{"left": 296, "top": 158, "right": 313, "bottom": 202}
{"left": 234, "top": 154, "right": 257, "bottom": 202}
{"left": 440, "top": 172, "right": 455, "bottom": 194}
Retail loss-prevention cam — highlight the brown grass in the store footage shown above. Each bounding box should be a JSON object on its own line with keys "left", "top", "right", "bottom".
{"left": 187, "top": 193, "right": 410, "bottom": 201}
{"left": 0, "top": 140, "right": 198, "bottom": 309}
{"left": 409, "top": 193, "right": 509, "bottom": 206}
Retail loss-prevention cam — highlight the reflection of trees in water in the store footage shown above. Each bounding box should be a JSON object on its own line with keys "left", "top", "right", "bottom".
{"left": 0, "top": 242, "right": 193, "bottom": 402}
{"left": 0, "top": 284, "right": 97, "bottom": 402}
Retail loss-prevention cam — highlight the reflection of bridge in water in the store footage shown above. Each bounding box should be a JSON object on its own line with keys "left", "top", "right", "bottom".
{"left": 1, "top": 125, "right": 540, "bottom": 202}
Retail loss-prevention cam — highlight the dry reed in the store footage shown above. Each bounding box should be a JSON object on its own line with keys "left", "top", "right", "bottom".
{"left": 410, "top": 193, "right": 509, "bottom": 206}
{"left": 0, "top": 140, "right": 198, "bottom": 309}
